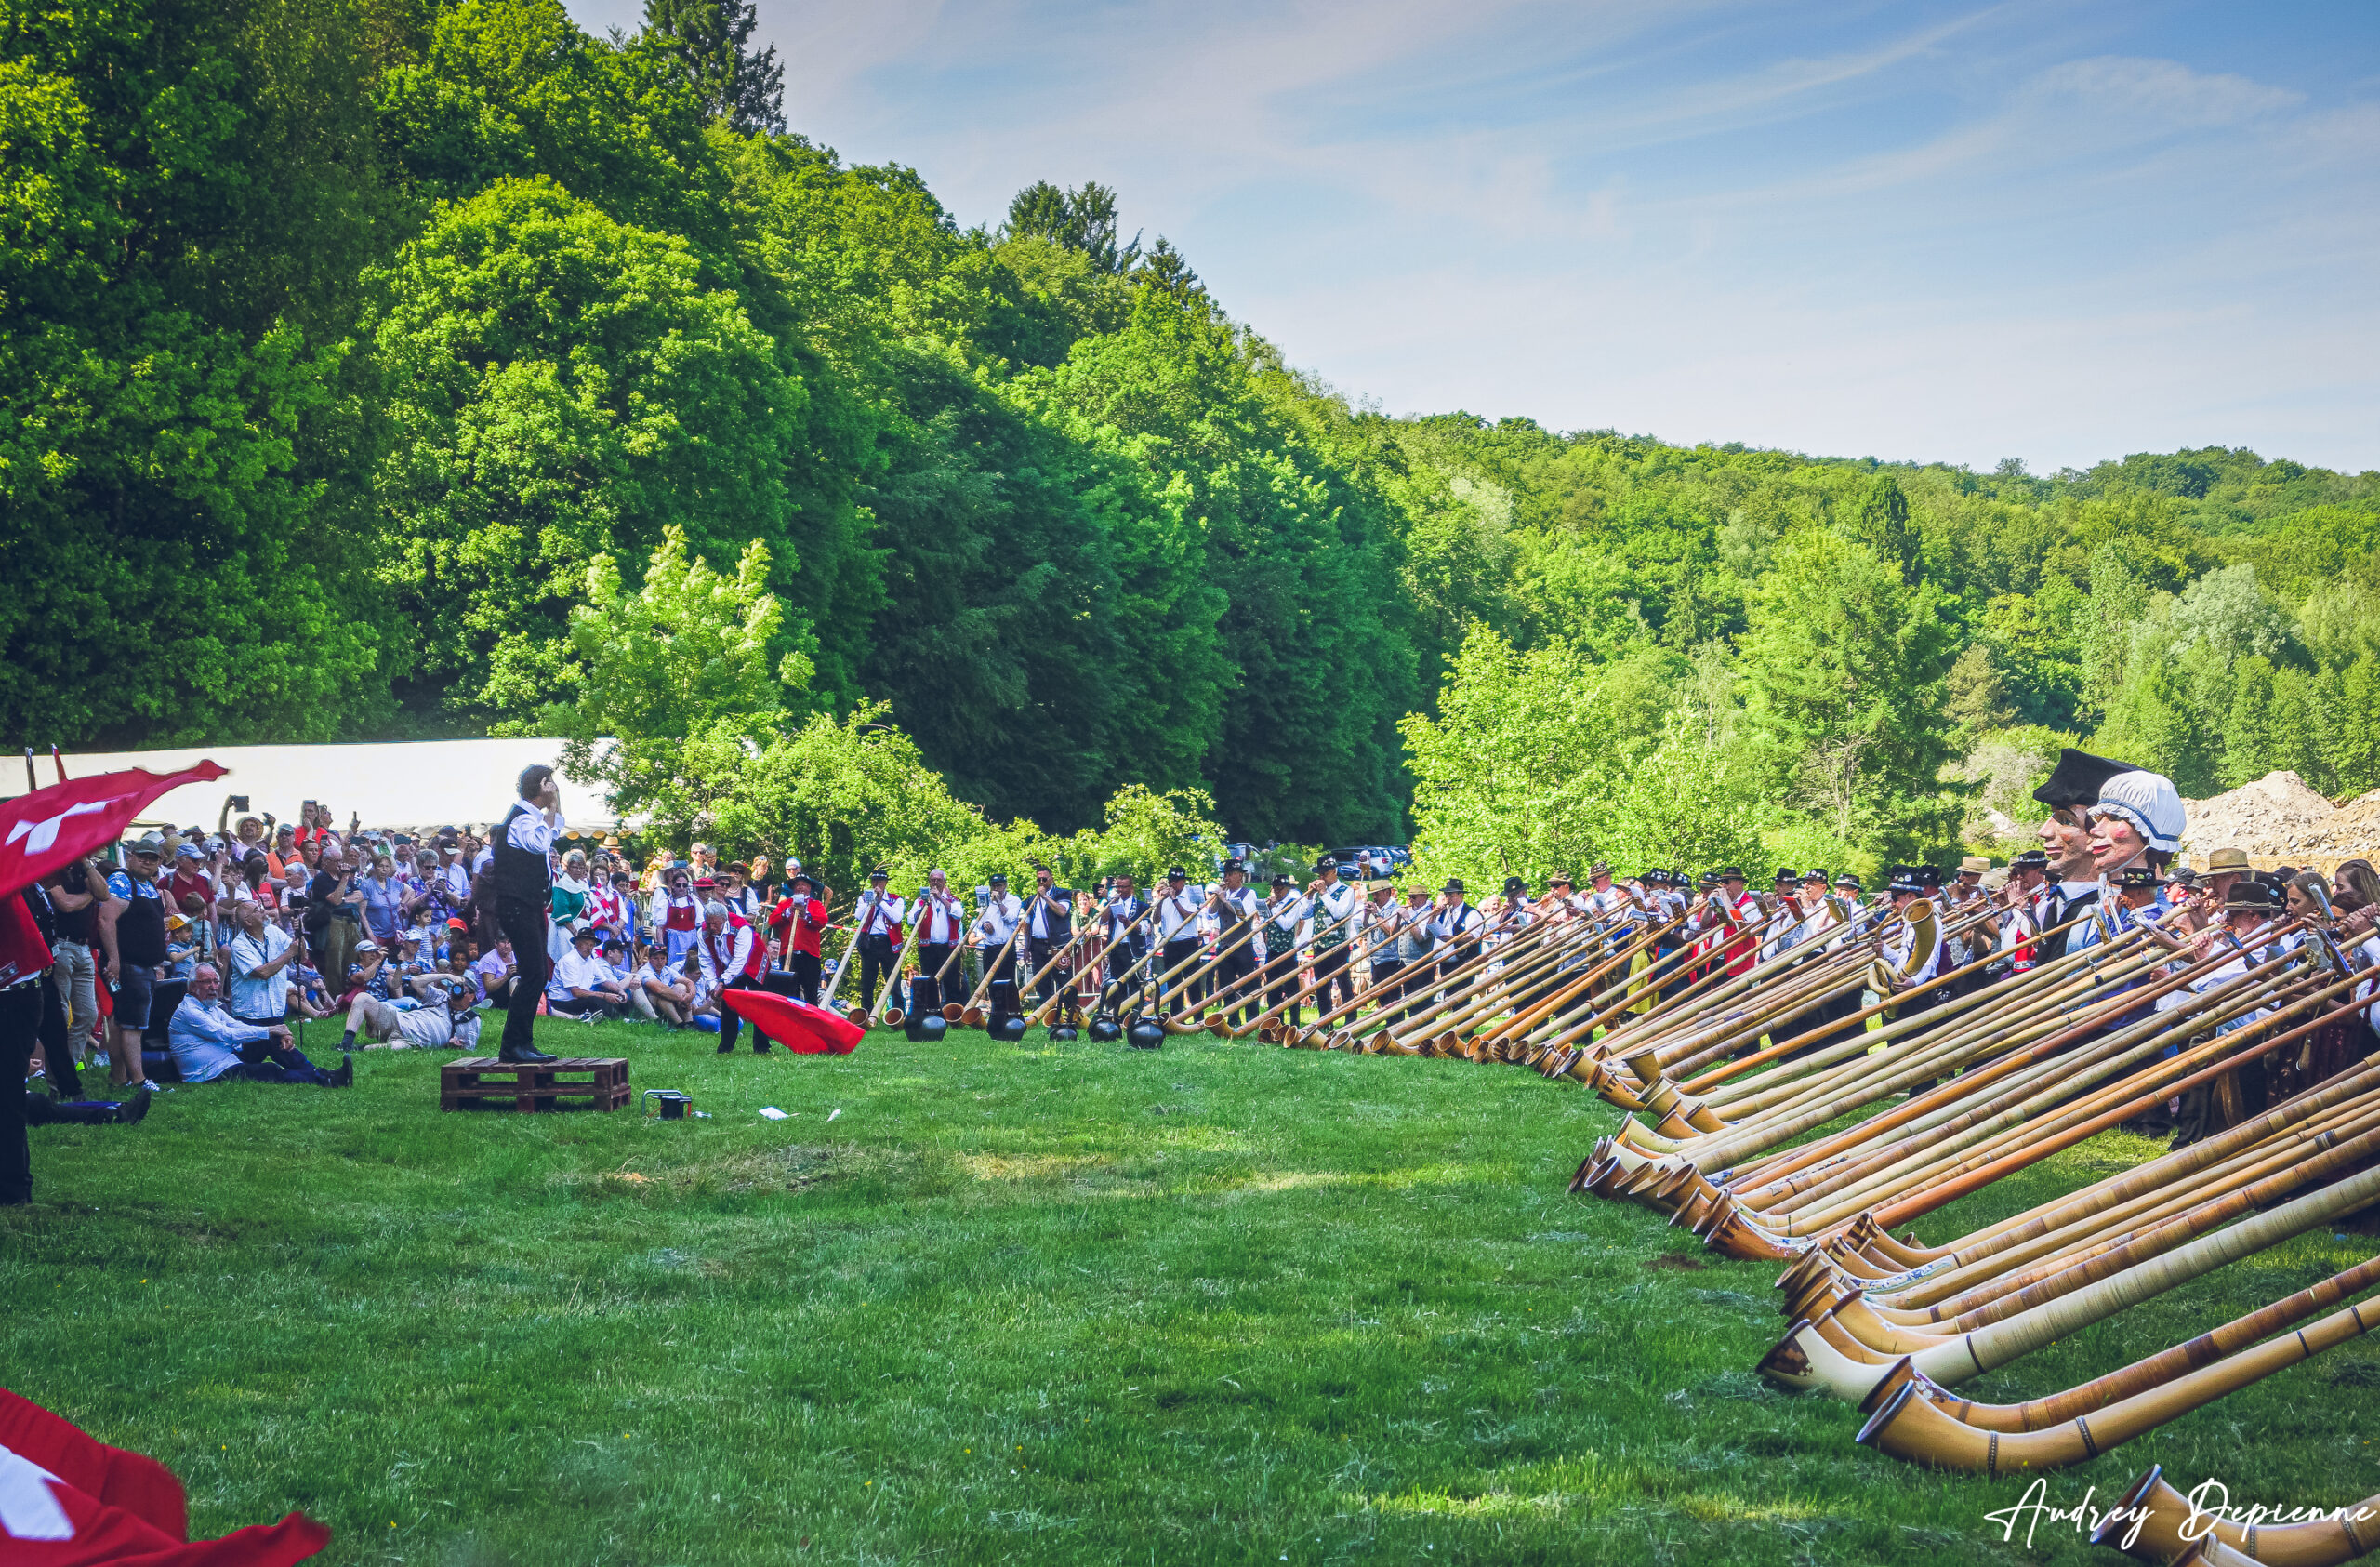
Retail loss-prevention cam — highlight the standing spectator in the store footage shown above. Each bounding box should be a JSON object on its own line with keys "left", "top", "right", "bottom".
{"left": 359, "top": 852, "right": 406, "bottom": 947}
{"left": 306, "top": 845, "right": 362, "bottom": 992}
{"left": 168, "top": 964, "right": 349, "bottom": 1086}
{"left": 224, "top": 898, "right": 300, "bottom": 1026}
{"left": 165, "top": 843, "right": 217, "bottom": 925}
{"left": 39, "top": 856, "right": 117, "bottom": 1080}
{"left": 104, "top": 835, "right": 170, "bottom": 1094}
{"left": 164, "top": 896, "right": 214, "bottom": 980}
{"left": 653, "top": 867, "right": 703, "bottom": 968}
{"left": 549, "top": 849, "right": 593, "bottom": 965}
{"left": 439, "top": 840, "right": 472, "bottom": 906}
{"left": 411, "top": 849, "right": 455, "bottom": 931}
{"left": 232, "top": 855, "right": 279, "bottom": 923}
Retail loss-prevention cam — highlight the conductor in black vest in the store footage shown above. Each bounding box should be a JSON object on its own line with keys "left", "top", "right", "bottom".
{"left": 492, "top": 764, "right": 563, "bottom": 1064}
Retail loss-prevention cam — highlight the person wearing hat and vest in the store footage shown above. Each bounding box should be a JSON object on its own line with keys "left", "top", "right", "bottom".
{"left": 1210, "top": 860, "right": 1263, "bottom": 1025}
{"left": 1876, "top": 866, "right": 1950, "bottom": 1019}
{"left": 2162, "top": 878, "right": 2292, "bottom": 1144}
{"left": 1429, "top": 878, "right": 1484, "bottom": 999}
{"left": 1996, "top": 849, "right": 2050, "bottom": 973}
{"left": 488, "top": 764, "right": 564, "bottom": 1064}
{"left": 700, "top": 896, "right": 772, "bottom": 1052}
{"left": 1097, "top": 873, "right": 1150, "bottom": 996}
{"left": 1305, "top": 858, "right": 1359, "bottom": 1016}
{"left": 1690, "top": 867, "right": 1759, "bottom": 979}
{"left": 1259, "top": 873, "right": 1303, "bottom": 1021}
{"left": 768, "top": 872, "right": 832, "bottom": 1003}
{"left": 1022, "top": 864, "right": 1074, "bottom": 1012}
{"left": 1149, "top": 867, "right": 1206, "bottom": 1015}
{"left": 1385, "top": 884, "right": 1436, "bottom": 1020}
{"left": 852, "top": 869, "right": 906, "bottom": 1016}
{"left": 972, "top": 872, "right": 1025, "bottom": 1023}
{"left": 1354, "top": 874, "right": 1403, "bottom": 1005}
{"left": 908, "top": 870, "right": 966, "bottom": 1016}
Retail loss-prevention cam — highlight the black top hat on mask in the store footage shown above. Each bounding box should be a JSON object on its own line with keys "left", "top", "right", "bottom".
{"left": 2032, "top": 747, "right": 2139, "bottom": 810}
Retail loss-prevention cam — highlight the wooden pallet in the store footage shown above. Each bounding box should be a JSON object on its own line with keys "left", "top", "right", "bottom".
{"left": 441, "top": 1056, "right": 629, "bottom": 1113}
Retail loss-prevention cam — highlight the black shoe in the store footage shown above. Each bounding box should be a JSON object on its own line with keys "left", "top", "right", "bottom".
{"left": 326, "top": 1055, "right": 355, "bottom": 1087}
{"left": 115, "top": 1085, "right": 152, "bottom": 1125}
{"left": 752, "top": 1041, "right": 770, "bottom": 1054}
{"left": 497, "top": 1043, "right": 556, "bottom": 1065}
{"left": 717, "top": 1037, "right": 734, "bottom": 1054}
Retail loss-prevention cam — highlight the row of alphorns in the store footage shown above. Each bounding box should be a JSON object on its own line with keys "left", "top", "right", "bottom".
{"left": 1510, "top": 890, "right": 2380, "bottom": 1561}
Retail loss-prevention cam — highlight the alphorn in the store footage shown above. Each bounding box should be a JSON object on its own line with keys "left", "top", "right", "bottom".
{"left": 2093, "top": 1463, "right": 2380, "bottom": 1566}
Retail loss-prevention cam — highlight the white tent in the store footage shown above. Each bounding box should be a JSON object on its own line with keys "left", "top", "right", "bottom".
{"left": 25, "top": 738, "right": 628, "bottom": 833}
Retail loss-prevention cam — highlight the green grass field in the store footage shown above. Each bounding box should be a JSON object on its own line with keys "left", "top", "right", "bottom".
{"left": 6, "top": 1017, "right": 2375, "bottom": 1565}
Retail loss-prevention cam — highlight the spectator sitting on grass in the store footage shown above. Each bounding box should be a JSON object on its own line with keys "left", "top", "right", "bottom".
{"left": 419, "top": 943, "right": 483, "bottom": 1006}
{"left": 339, "top": 976, "right": 483, "bottom": 1053}
{"left": 684, "top": 950, "right": 721, "bottom": 1025}
{"left": 473, "top": 936, "right": 517, "bottom": 1008}
{"left": 225, "top": 899, "right": 308, "bottom": 1026}
{"left": 345, "top": 936, "right": 388, "bottom": 1003}
{"left": 548, "top": 927, "right": 628, "bottom": 1020}
{"left": 169, "top": 964, "right": 350, "bottom": 1086}
{"left": 627, "top": 941, "right": 694, "bottom": 1027}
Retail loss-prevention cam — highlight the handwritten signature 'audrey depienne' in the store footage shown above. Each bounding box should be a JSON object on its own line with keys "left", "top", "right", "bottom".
{"left": 1983, "top": 1476, "right": 2379, "bottom": 1551}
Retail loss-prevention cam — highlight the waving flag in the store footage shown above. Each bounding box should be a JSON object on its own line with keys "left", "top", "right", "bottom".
{"left": 0, "top": 1388, "right": 327, "bottom": 1565}
{"left": 721, "top": 989, "right": 866, "bottom": 1054}
{"left": 0, "top": 764, "right": 228, "bottom": 900}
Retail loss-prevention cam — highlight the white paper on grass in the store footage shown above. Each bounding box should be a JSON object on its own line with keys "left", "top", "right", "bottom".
{"left": 826, "top": 1107, "right": 841, "bottom": 1122}
{"left": 758, "top": 1106, "right": 788, "bottom": 1121}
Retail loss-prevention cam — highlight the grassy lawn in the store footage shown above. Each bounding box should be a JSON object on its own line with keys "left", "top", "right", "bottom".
{"left": 5, "top": 1017, "right": 2375, "bottom": 1565}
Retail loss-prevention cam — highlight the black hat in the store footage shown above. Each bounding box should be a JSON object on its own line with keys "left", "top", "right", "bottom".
{"left": 2008, "top": 849, "right": 2049, "bottom": 871}
{"left": 1222, "top": 858, "right": 1247, "bottom": 875}
{"left": 1443, "top": 877, "right": 1465, "bottom": 894}
{"left": 1718, "top": 866, "right": 1747, "bottom": 882}
{"left": 1697, "top": 870, "right": 1723, "bottom": 888}
{"left": 988, "top": 870, "right": 1009, "bottom": 885}
{"left": 1270, "top": 873, "right": 1291, "bottom": 888}
{"left": 2115, "top": 865, "right": 2161, "bottom": 889}
{"left": 1801, "top": 868, "right": 1829, "bottom": 883}
{"left": 1166, "top": 864, "right": 1187, "bottom": 879}
{"left": 1503, "top": 876, "right": 1526, "bottom": 894}
{"left": 789, "top": 871, "right": 815, "bottom": 891}
{"left": 1774, "top": 867, "right": 1799, "bottom": 885}
{"left": 1833, "top": 872, "right": 1863, "bottom": 891}
{"left": 1588, "top": 861, "right": 1612, "bottom": 878}
{"left": 2224, "top": 881, "right": 2281, "bottom": 913}
{"left": 1887, "top": 866, "right": 1926, "bottom": 894}
{"left": 868, "top": 866, "right": 889, "bottom": 881}
{"left": 2168, "top": 865, "right": 2201, "bottom": 886}
{"left": 2032, "top": 747, "right": 2138, "bottom": 810}
{"left": 1316, "top": 857, "right": 1338, "bottom": 874}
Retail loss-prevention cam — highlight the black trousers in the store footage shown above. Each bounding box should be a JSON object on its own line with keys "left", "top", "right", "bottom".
{"left": 717, "top": 975, "right": 771, "bottom": 1052}
{"left": 856, "top": 934, "right": 898, "bottom": 1011}
{"left": 1262, "top": 946, "right": 1302, "bottom": 1021}
{"left": 1158, "top": 939, "right": 1203, "bottom": 1013}
{"left": 1027, "top": 937, "right": 1069, "bottom": 1008}
{"left": 1213, "top": 945, "right": 1261, "bottom": 1024}
{"left": 1310, "top": 945, "right": 1354, "bottom": 1016}
{"left": 36, "top": 969, "right": 77, "bottom": 1097}
{"left": 980, "top": 944, "right": 1019, "bottom": 1020}
{"left": 785, "top": 949, "right": 821, "bottom": 1005}
{"left": 912, "top": 943, "right": 955, "bottom": 1015}
{"left": 496, "top": 896, "right": 548, "bottom": 1056}
{"left": 2, "top": 983, "right": 39, "bottom": 1204}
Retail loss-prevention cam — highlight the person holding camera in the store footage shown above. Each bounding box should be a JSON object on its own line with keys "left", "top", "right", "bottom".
{"left": 304, "top": 844, "right": 363, "bottom": 999}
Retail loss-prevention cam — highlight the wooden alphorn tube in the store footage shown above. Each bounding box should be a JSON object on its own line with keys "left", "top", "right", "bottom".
{"left": 2091, "top": 1464, "right": 2380, "bottom": 1567}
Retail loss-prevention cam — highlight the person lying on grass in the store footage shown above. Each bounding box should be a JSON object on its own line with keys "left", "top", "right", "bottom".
{"left": 339, "top": 982, "right": 483, "bottom": 1052}
{"left": 169, "top": 965, "right": 350, "bottom": 1086}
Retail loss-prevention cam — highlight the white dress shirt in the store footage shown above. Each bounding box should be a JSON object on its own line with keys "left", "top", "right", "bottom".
{"left": 225, "top": 925, "right": 294, "bottom": 1021}
{"left": 168, "top": 995, "right": 272, "bottom": 1083}
{"left": 911, "top": 890, "right": 965, "bottom": 945}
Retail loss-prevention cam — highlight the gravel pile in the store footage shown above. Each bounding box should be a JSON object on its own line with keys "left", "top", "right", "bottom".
{"left": 2183, "top": 772, "right": 2380, "bottom": 858}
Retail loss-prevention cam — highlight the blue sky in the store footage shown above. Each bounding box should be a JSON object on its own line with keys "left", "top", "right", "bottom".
{"left": 565, "top": 0, "right": 2380, "bottom": 474}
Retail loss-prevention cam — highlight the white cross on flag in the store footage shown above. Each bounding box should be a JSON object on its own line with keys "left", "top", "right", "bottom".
{"left": 0, "top": 1387, "right": 328, "bottom": 1564}
{"left": 0, "top": 762, "right": 228, "bottom": 901}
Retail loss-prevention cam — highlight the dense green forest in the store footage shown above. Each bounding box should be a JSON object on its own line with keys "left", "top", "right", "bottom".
{"left": 6, "top": 0, "right": 2376, "bottom": 877}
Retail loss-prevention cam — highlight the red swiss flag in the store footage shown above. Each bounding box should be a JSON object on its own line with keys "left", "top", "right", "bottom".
{"left": 0, "top": 764, "right": 229, "bottom": 901}
{"left": 0, "top": 1388, "right": 328, "bottom": 1565}
{"left": 721, "top": 989, "right": 866, "bottom": 1054}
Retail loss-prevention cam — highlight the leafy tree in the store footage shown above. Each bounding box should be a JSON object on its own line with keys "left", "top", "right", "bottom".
{"left": 1738, "top": 532, "right": 1961, "bottom": 861}
{"left": 1849, "top": 473, "right": 1918, "bottom": 586}
{"left": 641, "top": 0, "right": 784, "bottom": 134}
{"left": 1943, "top": 644, "right": 2015, "bottom": 744}
{"left": 537, "top": 525, "right": 812, "bottom": 827}
{"left": 366, "top": 176, "right": 825, "bottom": 721}
{"left": 1003, "top": 180, "right": 1140, "bottom": 274}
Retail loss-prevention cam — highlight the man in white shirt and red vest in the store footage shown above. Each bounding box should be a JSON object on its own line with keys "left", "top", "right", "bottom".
{"left": 908, "top": 869, "right": 965, "bottom": 1016}
{"left": 700, "top": 896, "right": 771, "bottom": 1053}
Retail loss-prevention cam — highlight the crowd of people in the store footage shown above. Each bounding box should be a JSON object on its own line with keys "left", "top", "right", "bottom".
{"left": 10, "top": 748, "right": 2378, "bottom": 1207}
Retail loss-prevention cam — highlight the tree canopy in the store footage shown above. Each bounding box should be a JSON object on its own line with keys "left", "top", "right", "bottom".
{"left": 6, "top": 0, "right": 2375, "bottom": 881}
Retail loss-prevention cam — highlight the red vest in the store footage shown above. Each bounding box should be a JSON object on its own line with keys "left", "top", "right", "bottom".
{"left": 663, "top": 892, "right": 701, "bottom": 932}
{"left": 705, "top": 914, "right": 764, "bottom": 980}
